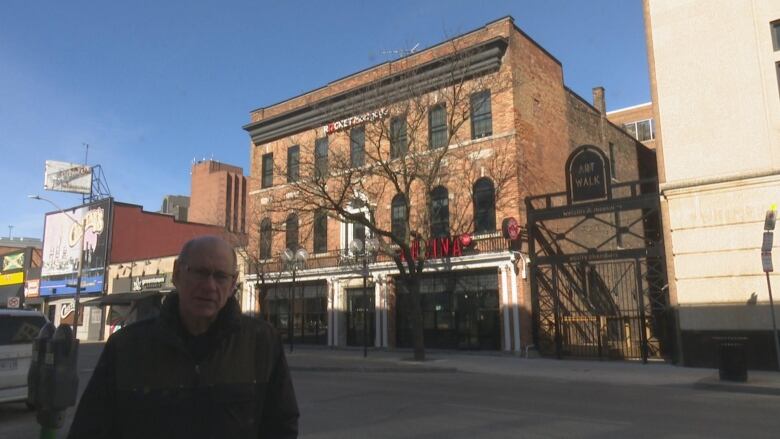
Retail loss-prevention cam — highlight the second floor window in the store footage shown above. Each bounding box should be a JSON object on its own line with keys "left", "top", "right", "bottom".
{"left": 287, "top": 145, "right": 300, "bottom": 182}
{"left": 390, "top": 116, "right": 407, "bottom": 158}
{"left": 391, "top": 194, "right": 408, "bottom": 242}
{"left": 260, "top": 218, "right": 272, "bottom": 259}
{"left": 350, "top": 126, "right": 365, "bottom": 167}
{"left": 429, "top": 186, "right": 449, "bottom": 238}
{"left": 315, "top": 137, "right": 328, "bottom": 178}
{"left": 470, "top": 90, "right": 492, "bottom": 139}
{"left": 473, "top": 178, "right": 496, "bottom": 234}
{"left": 286, "top": 214, "right": 299, "bottom": 251}
{"left": 261, "top": 153, "right": 273, "bottom": 188}
{"left": 314, "top": 209, "right": 327, "bottom": 253}
{"left": 429, "top": 104, "right": 448, "bottom": 149}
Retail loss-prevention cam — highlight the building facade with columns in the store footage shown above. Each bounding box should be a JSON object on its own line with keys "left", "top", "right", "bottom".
{"left": 241, "top": 17, "right": 653, "bottom": 353}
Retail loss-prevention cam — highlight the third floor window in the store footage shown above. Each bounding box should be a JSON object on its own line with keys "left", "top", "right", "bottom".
{"left": 390, "top": 116, "right": 407, "bottom": 158}
{"left": 315, "top": 137, "right": 328, "bottom": 178}
{"left": 350, "top": 126, "right": 365, "bottom": 167}
{"left": 287, "top": 145, "right": 300, "bottom": 183}
{"left": 429, "top": 104, "right": 448, "bottom": 149}
{"left": 470, "top": 90, "right": 492, "bottom": 139}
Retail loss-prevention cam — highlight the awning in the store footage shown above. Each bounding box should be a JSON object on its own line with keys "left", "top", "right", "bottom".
{"left": 83, "top": 291, "right": 163, "bottom": 306}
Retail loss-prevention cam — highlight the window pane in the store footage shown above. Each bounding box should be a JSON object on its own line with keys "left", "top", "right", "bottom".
{"left": 470, "top": 91, "right": 492, "bottom": 139}
{"left": 390, "top": 116, "right": 407, "bottom": 158}
{"left": 315, "top": 137, "right": 328, "bottom": 178}
{"left": 260, "top": 218, "right": 272, "bottom": 259}
{"left": 473, "top": 179, "right": 495, "bottom": 233}
{"left": 287, "top": 145, "right": 300, "bottom": 182}
{"left": 350, "top": 127, "right": 365, "bottom": 167}
{"left": 314, "top": 210, "right": 327, "bottom": 253}
{"left": 391, "top": 194, "right": 407, "bottom": 241}
{"left": 773, "top": 20, "right": 780, "bottom": 51}
{"left": 286, "top": 214, "right": 298, "bottom": 251}
{"left": 430, "top": 186, "right": 449, "bottom": 237}
{"left": 623, "top": 123, "right": 637, "bottom": 140}
{"left": 429, "top": 105, "right": 447, "bottom": 149}
{"left": 637, "top": 120, "right": 652, "bottom": 141}
{"left": 262, "top": 153, "right": 273, "bottom": 188}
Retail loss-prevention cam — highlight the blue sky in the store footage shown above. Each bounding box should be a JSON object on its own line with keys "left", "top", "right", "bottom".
{"left": 2, "top": 0, "right": 650, "bottom": 239}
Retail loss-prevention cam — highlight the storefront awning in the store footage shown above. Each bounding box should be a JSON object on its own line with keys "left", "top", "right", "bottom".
{"left": 83, "top": 291, "right": 163, "bottom": 306}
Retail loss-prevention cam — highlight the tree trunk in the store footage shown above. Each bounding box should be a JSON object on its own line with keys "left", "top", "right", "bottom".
{"left": 405, "top": 275, "right": 426, "bottom": 361}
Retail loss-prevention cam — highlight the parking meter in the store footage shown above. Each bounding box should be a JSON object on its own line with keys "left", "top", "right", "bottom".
{"left": 34, "top": 324, "right": 80, "bottom": 431}
{"left": 27, "top": 322, "right": 55, "bottom": 409}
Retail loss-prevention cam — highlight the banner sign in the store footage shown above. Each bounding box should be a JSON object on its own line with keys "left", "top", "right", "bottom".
{"left": 0, "top": 272, "right": 24, "bottom": 286}
{"left": 2, "top": 252, "right": 24, "bottom": 272}
{"left": 565, "top": 145, "right": 611, "bottom": 204}
{"left": 25, "top": 279, "right": 40, "bottom": 298}
{"left": 40, "top": 199, "right": 111, "bottom": 296}
{"left": 44, "top": 160, "right": 93, "bottom": 194}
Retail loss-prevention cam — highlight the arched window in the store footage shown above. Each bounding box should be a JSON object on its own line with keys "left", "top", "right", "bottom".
{"left": 473, "top": 178, "right": 496, "bottom": 233}
{"left": 285, "top": 214, "right": 299, "bottom": 251}
{"left": 314, "top": 209, "right": 327, "bottom": 253}
{"left": 260, "top": 218, "right": 272, "bottom": 259}
{"left": 391, "top": 194, "right": 408, "bottom": 241}
{"left": 429, "top": 186, "right": 449, "bottom": 238}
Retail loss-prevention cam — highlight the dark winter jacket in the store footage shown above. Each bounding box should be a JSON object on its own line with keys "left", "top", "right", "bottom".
{"left": 67, "top": 294, "right": 299, "bottom": 439}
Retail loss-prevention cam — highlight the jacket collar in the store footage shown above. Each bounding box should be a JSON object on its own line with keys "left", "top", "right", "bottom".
{"left": 157, "top": 293, "right": 242, "bottom": 347}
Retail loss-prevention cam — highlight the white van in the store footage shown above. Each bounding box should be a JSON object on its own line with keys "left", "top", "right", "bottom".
{"left": 0, "top": 309, "right": 47, "bottom": 407}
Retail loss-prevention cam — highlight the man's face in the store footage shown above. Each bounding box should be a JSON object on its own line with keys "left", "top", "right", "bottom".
{"left": 173, "top": 239, "right": 237, "bottom": 324}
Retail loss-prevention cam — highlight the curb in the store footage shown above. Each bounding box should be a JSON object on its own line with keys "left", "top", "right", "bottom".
{"left": 693, "top": 377, "right": 780, "bottom": 396}
{"left": 290, "top": 365, "right": 458, "bottom": 373}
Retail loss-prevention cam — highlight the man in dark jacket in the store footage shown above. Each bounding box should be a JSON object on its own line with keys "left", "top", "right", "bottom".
{"left": 68, "top": 235, "right": 299, "bottom": 438}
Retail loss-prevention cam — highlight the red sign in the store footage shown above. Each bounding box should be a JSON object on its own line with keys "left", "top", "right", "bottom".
{"left": 323, "top": 108, "right": 389, "bottom": 135}
{"left": 502, "top": 217, "right": 521, "bottom": 240}
{"left": 399, "top": 235, "right": 472, "bottom": 261}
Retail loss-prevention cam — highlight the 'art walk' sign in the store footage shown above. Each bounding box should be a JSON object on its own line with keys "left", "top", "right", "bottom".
{"left": 565, "top": 144, "right": 612, "bottom": 204}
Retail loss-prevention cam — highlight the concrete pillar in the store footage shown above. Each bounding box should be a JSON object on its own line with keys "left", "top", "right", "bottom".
{"left": 500, "top": 264, "right": 511, "bottom": 351}
{"left": 509, "top": 262, "right": 521, "bottom": 353}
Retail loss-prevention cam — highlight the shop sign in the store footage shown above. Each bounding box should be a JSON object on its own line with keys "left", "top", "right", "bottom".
{"left": 2, "top": 252, "right": 24, "bottom": 271}
{"left": 566, "top": 145, "right": 611, "bottom": 204}
{"left": 25, "top": 279, "right": 40, "bottom": 297}
{"left": 400, "top": 234, "right": 472, "bottom": 261}
{"left": 0, "top": 272, "right": 24, "bottom": 286}
{"left": 7, "top": 297, "right": 20, "bottom": 308}
{"left": 502, "top": 217, "right": 521, "bottom": 240}
{"left": 60, "top": 303, "right": 84, "bottom": 326}
{"left": 323, "top": 108, "right": 389, "bottom": 135}
{"left": 132, "top": 275, "right": 167, "bottom": 291}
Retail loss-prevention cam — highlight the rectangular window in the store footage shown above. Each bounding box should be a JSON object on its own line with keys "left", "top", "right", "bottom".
{"left": 261, "top": 153, "right": 273, "bottom": 188}
{"left": 429, "top": 105, "right": 448, "bottom": 149}
{"left": 623, "top": 119, "right": 654, "bottom": 142}
{"left": 776, "top": 62, "right": 780, "bottom": 100}
{"left": 470, "top": 90, "right": 493, "bottom": 139}
{"left": 350, "top": 126, "right": 365, "bottom": 167}
{"left": 314, "top": 210, "right": 327, "bottom": 253}
{"left": 772, "top": 20, "right": 780, "bottom": 51}
{"left": 390, "top": 116, "right": 407, "bottom": 158}
{"left": 315, "top": 137, "right": 328, "bottom": 178}
{"left": 287, "top": 145, "right": 300, "bottom": 182}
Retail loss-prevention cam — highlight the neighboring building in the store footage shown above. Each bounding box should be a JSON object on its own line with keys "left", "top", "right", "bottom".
{"left": 189, "top": 160, "right": 247, "bottom": 234}
{"left": 160, "top": 195, "right": 190, "bottom": 222}
{"left": 645, "top": 0, "right": 780, "bottom": 368}
{"left": 242, "top": 17, "right": 654, "bottom": 353}
{"left": 0, "top": 240, "right": 41, "bottom": 309}
{"left": 607, "top": 102, "right": 656, "bottom": 150}
{"left": 32, "top": 198, "right": 222, "bottom": 340}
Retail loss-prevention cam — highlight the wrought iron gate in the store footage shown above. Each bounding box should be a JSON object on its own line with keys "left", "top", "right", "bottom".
{"left": 527, "top": 179, "right": 674, "bottom": 362}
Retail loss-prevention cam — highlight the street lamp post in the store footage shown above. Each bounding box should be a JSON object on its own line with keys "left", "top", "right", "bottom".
{"left": 29, "top": 195, "right": 85, "bottom": 340}
{"left": 281, "top": 247, "right": 308, "bottom": 354}
{"left": 349, "top": 236, "right": 378, "bottom": 358}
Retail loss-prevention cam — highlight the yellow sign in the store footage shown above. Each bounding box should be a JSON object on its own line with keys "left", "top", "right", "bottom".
{"left": 0, "top": 272, "right": 24, "bottom": 286}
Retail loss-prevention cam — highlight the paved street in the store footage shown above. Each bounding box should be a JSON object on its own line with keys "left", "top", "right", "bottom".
{"left": 2, "top": 343, "right": 780, "bottom": 438}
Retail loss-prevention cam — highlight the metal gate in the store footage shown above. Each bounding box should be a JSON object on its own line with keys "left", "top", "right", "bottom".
{"left": 527, "top": 179, "right": 674, "bottom": 362}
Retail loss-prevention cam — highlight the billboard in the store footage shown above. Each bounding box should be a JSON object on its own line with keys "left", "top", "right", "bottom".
{"left": 44, "top": 160, "right": 93, "bottom": 194}
{"left": 40, "top": 199, "right": 111, "bottom": 296}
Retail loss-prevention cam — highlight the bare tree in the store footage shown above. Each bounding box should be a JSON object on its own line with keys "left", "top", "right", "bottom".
{"left": 262, "top": 39, "right": 517, "bottom": 360}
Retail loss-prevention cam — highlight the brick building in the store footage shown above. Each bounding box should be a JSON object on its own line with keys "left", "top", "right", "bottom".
{"left": 241, "top": 17, "right": 653, "bottom": 353}
{"left": 189, "top": 159, "right": 247, "bottom": 234}
{"left": 606, "top": 102, "right": 656, "bottom": 150}
{"left": 33, "top": 198, "right": 222, "bottom": 340}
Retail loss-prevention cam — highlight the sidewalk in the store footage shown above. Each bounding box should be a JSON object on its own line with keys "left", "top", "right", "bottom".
{"left": 286, "top": 346, "right": 780, "bottom": 396}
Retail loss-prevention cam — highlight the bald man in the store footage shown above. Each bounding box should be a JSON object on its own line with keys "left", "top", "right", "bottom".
{"left": 68, "top": 236, "right": 299, "bottom": 439}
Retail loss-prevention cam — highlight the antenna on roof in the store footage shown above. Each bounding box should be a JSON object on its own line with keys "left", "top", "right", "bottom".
{"left": 381, "top": 42, "right": 420, "bottom": 60}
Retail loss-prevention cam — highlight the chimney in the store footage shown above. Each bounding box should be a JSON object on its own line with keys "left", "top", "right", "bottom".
{"left": 592, "top": 87, "right": 606, "bottom": 114}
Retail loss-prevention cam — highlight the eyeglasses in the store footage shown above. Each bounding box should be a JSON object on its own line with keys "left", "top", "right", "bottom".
{"left": 182, "top": 265, "right": 236, "bottom": 286}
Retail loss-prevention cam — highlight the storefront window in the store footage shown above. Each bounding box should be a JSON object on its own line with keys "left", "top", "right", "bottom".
{"left": 265, "top": 282, "right": 327, "bottom": 345}
{"left": 396, "top": 270, "right": 500, "bottom": 350}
